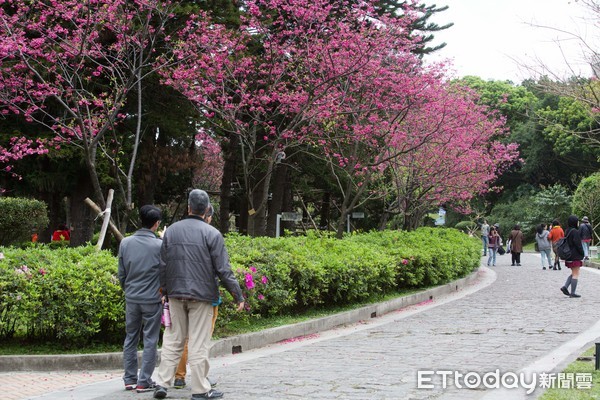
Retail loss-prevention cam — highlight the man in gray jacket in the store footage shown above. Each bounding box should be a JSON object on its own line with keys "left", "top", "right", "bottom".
{"left": 118, "top": 205, "right": 163, "bottom": 392}
{"left": 154, "top": 189, "right": 244, "bottom": 400}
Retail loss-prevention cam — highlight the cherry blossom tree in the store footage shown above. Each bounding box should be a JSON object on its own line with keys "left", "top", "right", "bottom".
{"left": 162, "top": 0, "right": 424, "bottom": 236}
{"left": 384, "top": 83, "right": 520, "bottom": 230}
{"left": 0, "top": 137, "right": 48, "bottom": 189}
{"left": 0, "top": 0, "right": 176, "bottom": 232}
{"left": 308, "top": 63, "right": 445, "bottom": 237}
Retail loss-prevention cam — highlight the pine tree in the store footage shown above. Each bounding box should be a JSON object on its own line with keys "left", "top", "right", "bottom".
{"left": 374, "top": 1, "right": 454, "bottom": 56}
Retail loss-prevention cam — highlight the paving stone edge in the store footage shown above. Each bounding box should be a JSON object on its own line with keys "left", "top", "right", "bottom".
{"left": 1, "top": 268, "right": 482, "bottom": 372}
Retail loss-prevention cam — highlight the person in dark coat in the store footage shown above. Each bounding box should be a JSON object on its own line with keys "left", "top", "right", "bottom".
{"left": 560, "top": 215, "right": 585, "bottom": 298}
{"left": 579, "top": 216, "right": 593, "bottom": 260}
{"left": 508, "top": 225, "right": 524, "bottom": 266}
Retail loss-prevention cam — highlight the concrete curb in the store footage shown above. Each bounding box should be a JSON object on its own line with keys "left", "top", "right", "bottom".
{"left": 587, "top": 260, "right": 600, "bottom": 269}
{"left": 1, "top": 268, "right": 481, "bottom": 372}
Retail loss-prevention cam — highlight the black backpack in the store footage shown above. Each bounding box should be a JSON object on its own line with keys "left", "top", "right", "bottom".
{"left": 555, "top": 231, "right": 572, "bottom": 260}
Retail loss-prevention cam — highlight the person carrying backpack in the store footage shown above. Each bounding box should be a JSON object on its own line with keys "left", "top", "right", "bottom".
{"left": 579, "top": 216, "right": 593, "bottom": 260}
{"left": 560, "top": 215, "right": 585, "bottom": 298}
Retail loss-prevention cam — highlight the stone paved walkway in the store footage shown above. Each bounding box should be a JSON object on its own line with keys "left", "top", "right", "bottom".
{"left": 7, "top": 252, "right": 600, "bottom": 399}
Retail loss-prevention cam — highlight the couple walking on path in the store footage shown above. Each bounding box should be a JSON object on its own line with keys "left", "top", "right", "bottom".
{"left": 118, "top": 189, "right": 245, "bottom": 400}
{"left": 485, "top": 224, "right": 523, "bottom": 267}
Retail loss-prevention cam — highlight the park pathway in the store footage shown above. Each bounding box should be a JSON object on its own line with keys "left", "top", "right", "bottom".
{"left": 10, "top": 252, "right": 600, "bottom": 399}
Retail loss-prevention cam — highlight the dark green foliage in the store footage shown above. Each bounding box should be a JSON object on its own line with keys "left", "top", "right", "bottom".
{"left": 488, "top": 184, "right": 572, "bottom": 241}
{"left": 374, "top": 1, "right": 453, "bottom": 56}
{"left": 572, "top": 173, "right": 600, "bottom": 241}
{"left": 0, "top": 198, "right": 49, "bottom": 246}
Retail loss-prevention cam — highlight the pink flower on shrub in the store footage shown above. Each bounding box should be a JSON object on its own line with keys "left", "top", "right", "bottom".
{"left": 249, "top": 266, "right": 257, "bottom": 273}
{"left": 401, "top": 259, "right": 409, "bottom": 265}
{"left": 245, "top": 273, "right": 255, "bottom": 289}
{"left": 258, "top": 294, "right": 265, "bottom": 300}
{"left": 261, "top": 275, "right": 268, "bottom": 284}
{"left": 39, "top": 268, "right": 47, "bottom": 276}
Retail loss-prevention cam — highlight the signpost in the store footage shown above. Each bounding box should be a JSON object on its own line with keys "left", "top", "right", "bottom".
{"left": 347, "top": 211, "right": 365, "bottom": 233}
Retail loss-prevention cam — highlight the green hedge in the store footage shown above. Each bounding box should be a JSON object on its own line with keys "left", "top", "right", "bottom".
{"left": 217, "top": 228, "right": 480, "bottom": 332}
{"left": 0, "top": 228, "right": 480, "bottom": 346}
{"left": 0, "top": 246, "right": 122, "bottom": 345}
{"left": 0, "top": 197, "right": 49, "bottom": 246}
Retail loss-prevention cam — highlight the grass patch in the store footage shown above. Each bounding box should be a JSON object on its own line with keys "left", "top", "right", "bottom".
{"left": 0, "top": 340, "right": 123, "bottom": 355}
{"left": 0, "top": 288, "right": 423, "bottom": 355}
{"left": 523, "top": 242, "right": 536, "bottom": 252}
{"left": 538, "top": 346, "right": 600, "bottom": 399}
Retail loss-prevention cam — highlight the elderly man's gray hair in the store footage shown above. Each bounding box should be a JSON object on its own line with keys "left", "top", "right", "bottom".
{"left": 188, "top": 189, "right": 211, "bottom": 215}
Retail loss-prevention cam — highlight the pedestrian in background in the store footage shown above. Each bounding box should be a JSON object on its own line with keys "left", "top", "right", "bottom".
{"left": 487, "top": 226, "right": 500, "bottom": 266}
{"left": 51, "top": 223, "right": 70, "bottom": 241}
{"left": 579, "top": 216, "right": 593, "bottom": 260}
{"left": 481, "top": 219, "right": 490, "bottom": 256}
{"left": 508, "top": 224, "right": 524, "bottom": 266}
{"left": 535, "top": 223, "right": 552, "bottom": 270}
{"left": 118, "top": 205, "right": 163, "bottom": 392}
{"left": 560, "top": 215, "right": 585, "bottom": 298}
{"left": 548, "top": 219, "right": 565, "bottom": 270}
{"left": 154, "top": 189, "right": 244, "bottom": 400}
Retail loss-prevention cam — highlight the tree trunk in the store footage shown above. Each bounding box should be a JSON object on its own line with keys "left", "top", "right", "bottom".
{"left": 248, "top": 177, "right": 268, "bottom": 236}
{"left": 219, "top": 133, "right": 239, "bottom": 234}
{"left": 85, "top": 143, "right": 106, "bottom": 211}
{"left": 379, "top": 211, "right": 390, "bottom": 231}
{"left": 69, "top": 173, "right": 95, "bottom": 246}
{"left": 136, "top": 133, "right": 158, "bottom": 207}
{"left": 238, "top": 195, "right": 248, "bottom": 235}
{"left": 247, "top": 150, "right": 277, "bottom": 237}
{"left": 40, "top": 192, "right": 64, "bottom": 243}
{"left": 335, "top": 199, "right": 348, "bottom": 239}
{"left": 319, "top": 192, "right": 331, "bottom": 231}
{"left": 266, "top": 163, "right": 289, "bottom": 237}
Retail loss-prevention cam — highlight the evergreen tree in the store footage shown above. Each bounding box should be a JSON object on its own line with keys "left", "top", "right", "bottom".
{"left": 374, "top": 1, "right": 453, "bottom": 56}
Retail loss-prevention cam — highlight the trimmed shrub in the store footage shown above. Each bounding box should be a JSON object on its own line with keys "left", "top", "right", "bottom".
{"left": 0, "top": 197, "right": 49, "bottom": 246}
{"left": 0, "top": 228, "right": 480, "bottom": 345}
{"left": 216, "top": 228, "right": 480, "bottom": 332}
{"left": 0, "top": 246, "right": 122, "bottom": 346}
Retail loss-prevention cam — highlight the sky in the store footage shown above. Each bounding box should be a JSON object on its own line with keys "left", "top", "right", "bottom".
{"left": 427, "top": 0, "right": 597, "bottom": 82}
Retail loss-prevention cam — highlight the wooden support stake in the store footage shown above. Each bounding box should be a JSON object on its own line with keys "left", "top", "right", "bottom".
{"left": 95, "top": 189, "right": 114, "bottom": 251}
{"left": 84, "top": 196, "right": 124, "bottom": 243}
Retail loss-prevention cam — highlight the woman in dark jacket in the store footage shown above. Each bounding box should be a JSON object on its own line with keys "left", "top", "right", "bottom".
{"left": 508, "top": 225, "right": 524, "bottom": 266}
{"left": 560, "top": 215, "right": 585, "bottom": 298}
